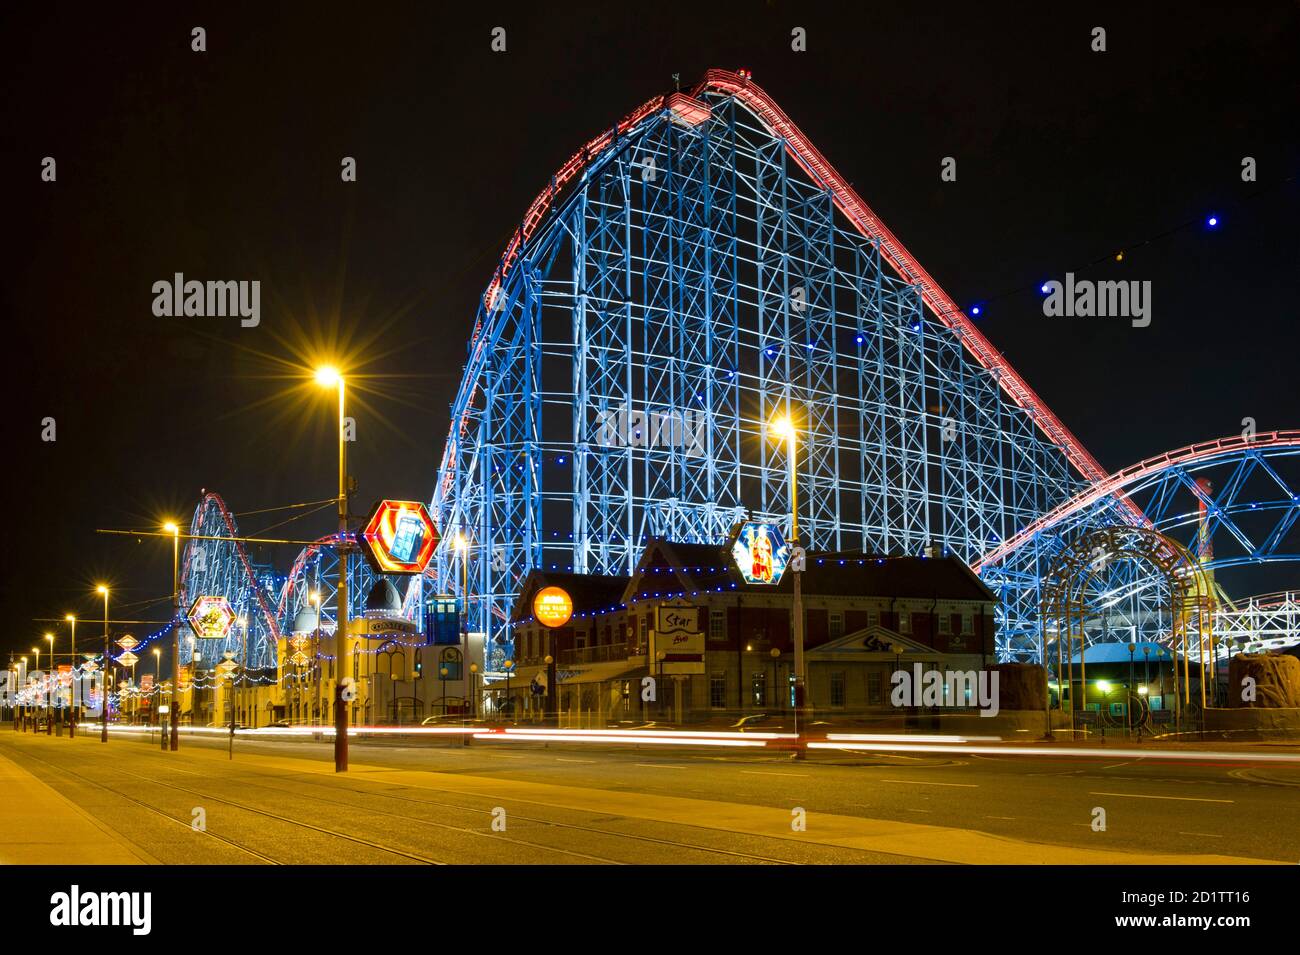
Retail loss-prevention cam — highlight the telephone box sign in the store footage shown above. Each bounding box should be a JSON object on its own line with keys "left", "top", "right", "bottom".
{"left": 533, "top": 586, "right": 574, "bottom": 628}
{"left": 730, "top": 521, "right": 790, "bottom": 585}
{"left": 188, "top": 595, "right": 236, "bottom": 640}
{"left": 360, "top": 500, "right": 439, "bottom": 575}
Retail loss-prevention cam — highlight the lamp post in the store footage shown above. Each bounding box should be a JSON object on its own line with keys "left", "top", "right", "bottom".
{"left": 151, "top": 647, "right": 161, "bottom": 733}
{"left": 771, "top": 414, "right": 808, "bottom": 726}
{"left": 31, "top": 646, "right": 41, "bottom": 732}
{"left": 44, "top": 633, "right": 55, "bottom": 735}
{"left": 236, "top": 616, "right": 247, "bottom": 731}
{"left": 97, "top": 586, "right": 109, "bottom": 742}
{"left": 316, "top": 365, "right": 350, "bottom": 772}
{"left": 20, "top": 657, "right": 27, "bottom": 731}
{"left": 502, "top": 658, "right": 515, "bottom": 723}
{"left": 469, "top": 663, "right": 479, "bottom": 719}
{"left": 65, "top": 615, "right": 77, "bottom": 737}
{"left": 1126, "top": 642, "right": 1136, "bottom": 737}
{"left": 165, "top": 521, "right": 181, "bottom": 751}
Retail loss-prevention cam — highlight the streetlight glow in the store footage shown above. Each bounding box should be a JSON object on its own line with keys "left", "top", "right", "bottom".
{"left": 771, "top": 415, "right": 794, "bottom": 440}
{"left": 314, "top": 365, "right": 341, "bottom": 387}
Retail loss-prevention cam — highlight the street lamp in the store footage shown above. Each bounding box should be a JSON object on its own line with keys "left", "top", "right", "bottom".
{"left": 502, "top": 658, "right": 515, "bottom": 723}
{"left": 19, "top": 657, "right": 28, "bottom": 731}
{"left": 164, "top": 520, "right": 181, "bottom": 751}
{"left": 770, "top": 413, "right": 807, "bottom": 722}
{"left": 236, "top": 616, "right": 247, "bottom": 731}
{"left": 97, "top": 586, "right": 110, "bottom": 742}
{"left": 31, "top": 645, "right": 41, "bottom": 732}
{"left": 44, "top": 633, "right": 55, "bottom": 735}
{"left": 316, "top": 365, "right": 350, "bottom": 772}
{"left": 152, "top": 647, "right": 161, "bottom": 731}
{"left": 65, "top": 614, "right": 78, "bottom": 736}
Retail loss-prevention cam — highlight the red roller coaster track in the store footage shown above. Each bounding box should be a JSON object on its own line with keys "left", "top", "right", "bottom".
{"left": 448, "top": 68, "right": 1125, "bottom": 504}
{"left": 974, "top": 430, "right": 1300, "bottom": 572}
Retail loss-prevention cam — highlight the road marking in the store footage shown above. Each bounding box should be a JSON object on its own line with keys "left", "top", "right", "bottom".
{"left": 740, "top": 770, "right": 809, "bottom": 778}
{"left": 635, "top": 763, "right": 687, "bottom": 770}
{"left": 906, "top": 808, "right": 932, "bottom": 813}
{"left": 1177, "top": 831, "right": 1223, "bottom": 838}
{"left": 1089, "top": 791, "right": 1234, "bottom": 804}
{"left": 554, "top": 758, "right": 595, "bottom": 764}
{"left": 878, "top": 778, "right": 978, "bottom": 788}
{"left": 985, "top": 815, "right": 1016, "bottom": 820}
{"left": 1103, "top": 762, "right": 1133, "bottom": 769}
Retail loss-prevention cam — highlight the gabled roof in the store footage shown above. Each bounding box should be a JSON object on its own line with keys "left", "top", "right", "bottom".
{"left": 511, "top": 569, "right": 630, "bottom": 624}
{"left": 627, "top": 537, "right": 996, "bottom": 603}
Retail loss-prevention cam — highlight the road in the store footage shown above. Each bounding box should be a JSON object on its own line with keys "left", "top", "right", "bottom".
{"left": 2, "top": 728, "right": 1296, "bottom": 864}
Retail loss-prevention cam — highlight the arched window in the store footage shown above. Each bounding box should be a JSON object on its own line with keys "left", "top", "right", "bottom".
{"left": 440, "top": 647, "right": 463, "bottom": 680}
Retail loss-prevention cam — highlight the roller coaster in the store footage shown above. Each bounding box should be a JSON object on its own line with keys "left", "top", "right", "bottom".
{"left": 165, "top": 69, "right": 1300, "bottom": 673}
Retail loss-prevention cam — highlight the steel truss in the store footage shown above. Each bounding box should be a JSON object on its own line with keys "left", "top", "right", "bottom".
{"left": 982, "top": 433, "right": 1300, "bottom": 660}
{"left": 433, "top": 71, "right": 1091, "bottom": 668}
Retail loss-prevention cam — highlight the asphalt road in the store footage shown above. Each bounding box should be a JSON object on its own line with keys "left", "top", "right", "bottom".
{"left": 3, "top": 728, "right": 1296, "bottom": 864}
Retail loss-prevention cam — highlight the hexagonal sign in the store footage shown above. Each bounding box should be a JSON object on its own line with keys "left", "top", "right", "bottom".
{"left": 360, "top": 500, "right": 439, "bottom": 575}
{"left": 730, "top": 521, "right": 791, "bottom": 586}
{"left": 188, "top": 594, "right": 236, "bottom": 641}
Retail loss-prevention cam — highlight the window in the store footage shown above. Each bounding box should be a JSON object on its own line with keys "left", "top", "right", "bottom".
{"left": 830, "top": 671, "right": 847, "bottom": 708}
{"left": 751, "top": 674, "right": 766, "bottom": 706}
{"left": 867, "top": 609, "right": 879, "bottom": 629}
{"left": 961, "top": 613, "right": 974, "bottom": 635}
{"left": 709, "top": 609, "right": 726, "bottom": 642}
{"left": 938, "top": 613, "right": 952, "bottom": 635}
{"left": 439, "top": 648, "right": 463, "bottom": 680}
{"left": 639, "top": 615, "right": 649, "bottom": 649}
{"left": 709, "top": 673, "right": 727, "bottom": 709}
{"left": 898, "top": 610, "right": 911, "bottom": 634}
{"left": 829, "top": 611, "right": 844, "bottom": 640}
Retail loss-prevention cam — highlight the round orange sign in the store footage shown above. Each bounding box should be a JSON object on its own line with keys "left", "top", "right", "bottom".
{"left": 533, "top": 586, "right": 573, "bottom": 628}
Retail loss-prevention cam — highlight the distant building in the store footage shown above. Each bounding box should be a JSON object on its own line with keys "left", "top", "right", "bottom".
{"left": 504, "top": 538, "right": 998, "bottom": 724}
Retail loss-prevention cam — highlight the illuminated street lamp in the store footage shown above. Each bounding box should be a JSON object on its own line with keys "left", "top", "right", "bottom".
{"left": 165, "top": 521, "right": 181, "bottom": 751}
{"left": 770, "top": 413, "right": 807, "bottom": 722}
{"left": 152, "top": 647, "right": 161, "bottom": 729}
{"left": 44, "top": 633, "right": 55, "bottom": 735}
{"left": 97, "top": 586, "right": 109, "bottom": 742}
{"left": 315, "top": 365, "right": 350, "bottom": 772}
{"left": 31, "top": 645, "right": 41, "bottom": 731}
{"left": 64, "top": 615, "right": 78, "bottom": 736}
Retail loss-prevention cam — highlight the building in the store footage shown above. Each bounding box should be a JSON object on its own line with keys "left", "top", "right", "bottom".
{"left": 504, "top": 538, "right": 998, "bottom": 725}
{"left": 185, "top": 578, "right": 485, "bottom": 728}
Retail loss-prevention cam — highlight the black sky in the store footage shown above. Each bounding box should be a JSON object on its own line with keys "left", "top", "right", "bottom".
{"left": 2, "top": 2, "right": 1298, "bottom": 656}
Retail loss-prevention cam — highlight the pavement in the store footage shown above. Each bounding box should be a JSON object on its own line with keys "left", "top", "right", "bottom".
{"left": 1, "top": 725, "right": 1295, "bottom": 865}
{"left": 0, "top": 746, "right": 153, "bottom": 865}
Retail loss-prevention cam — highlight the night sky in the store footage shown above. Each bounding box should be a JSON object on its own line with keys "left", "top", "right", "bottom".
{"left": 3, "top": 2, "right": 1297, "bottom": 658}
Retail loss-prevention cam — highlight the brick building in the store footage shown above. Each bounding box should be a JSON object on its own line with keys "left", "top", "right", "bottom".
{"left": 503, "top": 538, "right": 998, "bottom": 724}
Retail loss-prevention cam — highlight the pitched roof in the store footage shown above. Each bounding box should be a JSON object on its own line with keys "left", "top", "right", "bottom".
{"left": 630, "top": 538, "right": 995, "bottom": 602}
{"left": 511, "top": 569, "right": 630, "bottom": 623}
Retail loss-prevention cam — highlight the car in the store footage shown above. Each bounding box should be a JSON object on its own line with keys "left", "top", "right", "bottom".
{"left": 420, "top": 714, "right": 489, "bottom": 726}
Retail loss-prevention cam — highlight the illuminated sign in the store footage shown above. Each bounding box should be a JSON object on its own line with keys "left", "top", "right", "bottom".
{"left": 532, "top": 586, "right": 573, "bottom": 628}
{"left": 730, "top": 521, "right": 790, "bottom": 585}
{"left": 656, "top": 601, "right": 704, "bottom": 655}
{"left": 360, "top": 500, "right": 439, "bottom": 575}
{"left": 188, "top": 595, "right": 236, "bottom": 640}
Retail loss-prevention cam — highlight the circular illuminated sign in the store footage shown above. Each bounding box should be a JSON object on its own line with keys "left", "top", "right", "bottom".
{"left": 533, "top": 586, "right": 573, "bottom": 628}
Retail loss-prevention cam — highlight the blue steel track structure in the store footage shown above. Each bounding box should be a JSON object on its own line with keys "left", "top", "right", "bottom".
{"left": 431, "top": 69, "right": 1103, "bottom": 669}
{"left": 170, "top": 72, "right": 1300, "bottom": 672}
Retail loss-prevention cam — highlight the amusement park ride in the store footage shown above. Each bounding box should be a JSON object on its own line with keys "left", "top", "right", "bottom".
{"left": 112, "top": 69, "right": 1300, "bottom": 688}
